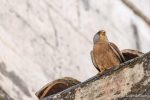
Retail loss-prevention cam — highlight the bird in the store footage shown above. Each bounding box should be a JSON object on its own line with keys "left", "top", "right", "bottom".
{"left": 91, "top": 30, "right": 125, "bottom": 72}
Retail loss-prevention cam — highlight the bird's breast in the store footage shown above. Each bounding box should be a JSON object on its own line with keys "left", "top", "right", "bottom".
{"left": 93, "top": 42, "right": 120, "bottom": 69}
{"left": 93, "top": 43, "right": 110, "bottom": 55}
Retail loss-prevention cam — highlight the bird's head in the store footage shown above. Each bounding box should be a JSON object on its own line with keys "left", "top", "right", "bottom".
{"left": 93, "top": 30, "right": 108, "bottom": 44}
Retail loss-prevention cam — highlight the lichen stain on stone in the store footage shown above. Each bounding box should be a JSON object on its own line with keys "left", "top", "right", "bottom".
{"left": 143, "top": 78, "right": 150, "bottom": 86}
{"left": 74, "top": 62, "right": 144, "bottom": 100}
{"left": 0, "top": 62, "right": 31, "bottom": 97}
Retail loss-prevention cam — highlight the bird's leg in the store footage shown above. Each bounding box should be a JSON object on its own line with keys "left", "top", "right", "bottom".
{"left": 100, "top": 66, "right": 105, "bottom": 72}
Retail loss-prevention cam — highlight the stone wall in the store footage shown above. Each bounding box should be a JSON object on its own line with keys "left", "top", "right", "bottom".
{"left": 0, "top": 0, "right": 150, "bottom": 100}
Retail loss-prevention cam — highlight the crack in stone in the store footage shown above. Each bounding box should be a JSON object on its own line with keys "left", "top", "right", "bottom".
{"left": 9, "top": 8, "right": 57, "bottom": 50}
{"left": 131, "top": 22, "right": 141, "bottom": 50}
{"left": 122, "top": 0, "right": 150, "bottom": 27}
{"left": 44, "top": 1, "right": 91, "bottom": 43}
{"left": 47, "top": 8, "right": 59, "bottom": 47}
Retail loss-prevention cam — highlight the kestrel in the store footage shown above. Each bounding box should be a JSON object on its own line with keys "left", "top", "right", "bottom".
{"left": 91, "top": 30, "right": 125, "bottom": 72}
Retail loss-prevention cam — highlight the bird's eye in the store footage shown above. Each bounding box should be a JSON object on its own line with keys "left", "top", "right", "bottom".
{"left": 101, "top": 32, "right": 105, "bottom": 36}
{"left": 99, "top": 30, "right": 106, "bottom": 36}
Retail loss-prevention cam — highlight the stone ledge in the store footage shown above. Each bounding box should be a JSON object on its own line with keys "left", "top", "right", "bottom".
{"left": 42, "top": 51, "right": 150, "bottom": 100}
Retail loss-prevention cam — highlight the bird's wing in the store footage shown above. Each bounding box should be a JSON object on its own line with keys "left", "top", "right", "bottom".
{"left": 109, "top": 42, "right": 125, "bottom": 63}
{"left": 90, "top": 51, "right": 101, "bottom": 72}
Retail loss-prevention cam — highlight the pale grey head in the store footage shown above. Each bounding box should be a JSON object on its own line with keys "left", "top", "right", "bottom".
{"left": 93, "top": 30, "right": 107, "bottom": 44}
